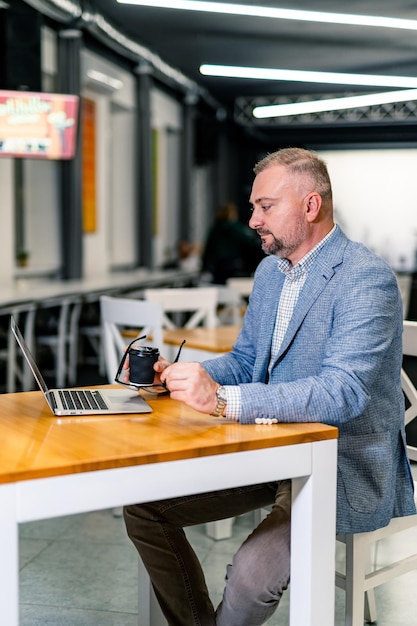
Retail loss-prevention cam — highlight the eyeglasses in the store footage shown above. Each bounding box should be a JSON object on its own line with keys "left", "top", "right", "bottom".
{"left": 115, "top": 336, "right": 186, "bottom": 394}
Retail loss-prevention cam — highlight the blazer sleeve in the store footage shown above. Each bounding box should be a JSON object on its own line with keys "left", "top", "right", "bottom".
{"left": 203, "top": 243, "right": 404, "bottom": 427}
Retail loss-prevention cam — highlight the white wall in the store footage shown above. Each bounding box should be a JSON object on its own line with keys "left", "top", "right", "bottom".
{"left": 24, "top": 160, "right": 60, "bottom": 269}
{"left": 151, "top": 88, "right": 183, "bottom": 268}
{"left": 0, "top": 159, "right": 14, "bottom": 284}
{"left": 109, "top": 106, "right": 136, "bottom": 268}
{"left": 319, "top": 148, "right": 417, "bottom": 272}
{"left": 81, "top": 50, "right": 136, "bottom": 277}
{"left": 149, "top": 90, "right": 215, "bottom": 267}
{"left": 192, "top": 164, "right": 215, "bottom": 249}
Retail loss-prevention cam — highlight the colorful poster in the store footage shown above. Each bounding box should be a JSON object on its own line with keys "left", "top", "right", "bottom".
{"left": 0, "top": 90, "right": 79, "bottom": 159}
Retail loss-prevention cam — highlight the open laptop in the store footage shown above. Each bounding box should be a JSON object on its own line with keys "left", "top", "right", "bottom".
{"left": 10, "top": 316, "right": 152, "bottom": 416}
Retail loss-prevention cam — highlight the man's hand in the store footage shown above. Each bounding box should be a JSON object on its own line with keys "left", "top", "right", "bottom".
{"left": 123, "top": 353, "right": 171, "bottom": 386}
{"left": 159, "top": 362, "right": 219, "bottom": 414}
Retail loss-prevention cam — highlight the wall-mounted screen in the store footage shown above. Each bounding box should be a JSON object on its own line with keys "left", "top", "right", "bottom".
{"left": 0, "top": 90, "right": 79, "bottom": 159}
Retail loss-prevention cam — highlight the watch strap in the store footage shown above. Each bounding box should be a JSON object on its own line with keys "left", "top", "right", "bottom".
{"left": 210, "top": 386, "right": 227, "bottom": 417}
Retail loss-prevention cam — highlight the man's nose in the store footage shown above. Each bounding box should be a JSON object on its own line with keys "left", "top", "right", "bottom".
{"left": 249, "top": 207, "right": 261, "bottom": 229}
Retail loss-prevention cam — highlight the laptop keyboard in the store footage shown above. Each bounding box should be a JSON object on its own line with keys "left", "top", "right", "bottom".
{"left": 58, "top": 389, "right": 109, "bottom": 411}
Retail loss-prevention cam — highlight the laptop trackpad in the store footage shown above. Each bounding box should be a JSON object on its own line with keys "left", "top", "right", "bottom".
{"left": 103, "top": 389, "right": 153, "bottom": 413}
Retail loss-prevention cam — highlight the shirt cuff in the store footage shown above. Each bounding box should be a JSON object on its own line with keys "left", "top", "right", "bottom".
{"left": 223, "top": 385, "right": 241, "bottom": 422}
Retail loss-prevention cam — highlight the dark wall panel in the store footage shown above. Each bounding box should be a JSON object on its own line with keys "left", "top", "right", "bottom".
{"left": 0, "top": 0, "right": 42, "bottom": 92}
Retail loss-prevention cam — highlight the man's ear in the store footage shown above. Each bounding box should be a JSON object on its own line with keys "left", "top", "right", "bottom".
{"left": 305, "top": 192, "right": 322, "bottom": 222}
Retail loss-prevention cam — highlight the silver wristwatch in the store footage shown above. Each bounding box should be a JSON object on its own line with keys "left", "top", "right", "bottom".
{"left": 210, "top": 385, "right": 227, "bottom": 417}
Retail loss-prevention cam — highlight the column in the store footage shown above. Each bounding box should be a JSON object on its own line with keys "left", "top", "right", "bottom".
{"left": 58, "top": 28, "right": 83, "bottom": 279}
{"left": 136, "top": 61, "right": 154, "bottom": 268}
{"left": 180, "top": 91, "right": 198, "bottom": 242}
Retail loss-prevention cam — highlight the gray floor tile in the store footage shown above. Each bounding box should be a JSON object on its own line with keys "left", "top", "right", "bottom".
{"left": 53, "top": 509, "right": 132, "bottom": 545}
{"left": 20, "top": 605, "right": 138, "bottom": 626}
{"left": 19, "top": 514, "right": 84, "bottom": 541}
{"left": 20, "top": 538, "right": 51, "bottom": 570}
{"left": 20, "top": 538, "right": 138, "bottom": 614}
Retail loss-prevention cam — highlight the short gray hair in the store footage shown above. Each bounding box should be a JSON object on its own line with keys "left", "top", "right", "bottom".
{"left": 254, "top": 147, "right": 332, "bottom": 201}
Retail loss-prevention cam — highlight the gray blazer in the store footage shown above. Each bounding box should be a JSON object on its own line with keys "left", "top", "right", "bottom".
{"left": 203, "top": 226, "right": 416, "bottom": 533}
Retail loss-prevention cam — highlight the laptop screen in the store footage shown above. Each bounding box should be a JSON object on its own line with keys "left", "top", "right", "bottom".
{"left": 10, "top": 316, "right": 51, "bottom": 398}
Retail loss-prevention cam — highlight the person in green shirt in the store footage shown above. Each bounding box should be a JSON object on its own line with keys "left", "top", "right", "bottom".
{"left": 202, "top": 202, "right": 263, "bottom": 284}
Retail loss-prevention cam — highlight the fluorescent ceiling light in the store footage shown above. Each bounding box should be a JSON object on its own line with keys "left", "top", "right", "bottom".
{"left": 200, "top": 65, "right": 417, "bottom": 89}
{"left": 117, "top": 1, "right": 417, "bottom": 32}
{"left": 253, "top": 89, "right": 417, "bottom": 119}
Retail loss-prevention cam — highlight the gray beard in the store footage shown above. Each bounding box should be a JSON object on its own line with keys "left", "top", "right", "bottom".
{"left": 258, "top": 220, "right": 308, "bottom": 258}
{"left": 260, "top": 234, "right": 300, "bottom": 258}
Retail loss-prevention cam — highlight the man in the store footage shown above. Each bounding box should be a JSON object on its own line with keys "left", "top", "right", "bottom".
{"left": 124, "top": 147, "right": 416, "bottom": 626}
{"left": 202, "top": 201, "right": 263, "bottom": 283}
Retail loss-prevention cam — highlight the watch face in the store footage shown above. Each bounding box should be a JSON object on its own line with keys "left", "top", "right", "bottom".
{"left": 217, "top": 386, "right": 227, "bottom": 402}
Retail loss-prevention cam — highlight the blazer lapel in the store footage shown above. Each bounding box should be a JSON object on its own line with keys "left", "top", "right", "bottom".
{"left": 253, "top": 264, "right": 284, "bottom": 381}
{"left": 273, "top": 228, "right": 347, "bottom": 362}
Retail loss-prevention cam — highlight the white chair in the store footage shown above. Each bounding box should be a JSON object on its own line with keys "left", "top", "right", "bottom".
{"left": 100, "top": 294, "right": 164, "bottom": 518}
{"left": 36, "top": 296, "right": 82, "bottom": 388}
{"left": 78, "top": 293, "right": 106, "bottom": 375}
{"left": 143, "top": 287, "right": 218, "bottom": 330}
{"left": 145, "top": 286, "right": 223, "bottom": 363}
{"left": 335, "top": 480, "right": 417, "bottom": 626}
{"left": 100, "top": 295, "right": 164, "bottom": 386}
{"left": 0, "top": 302, "right": 36, "bottom": 393}
{"left": 226, "top": 277, "right": 254, "bottom": 318}
{"left": 214, "top": 285, "right": 243, "bottom": 326}
{"left": 225, "top": 276, "right": 254, "bottom": 299}
{"left": 395, "top": 272, "right": 412, "bottom": 319}
{"left": 402, "top": 320, "right": 417, "bottom": 462}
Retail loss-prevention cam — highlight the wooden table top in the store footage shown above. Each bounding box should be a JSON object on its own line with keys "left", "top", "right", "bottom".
{"left": 0, "top": 387, "right": 337, "bottom": 484}
{"left": 163, "top": 325, "right": 241, "bottom": 352}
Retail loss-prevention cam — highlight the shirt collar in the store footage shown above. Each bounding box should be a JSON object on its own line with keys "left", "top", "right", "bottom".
{"left": 276, "top": 224, "right": 336, "bottom": 279}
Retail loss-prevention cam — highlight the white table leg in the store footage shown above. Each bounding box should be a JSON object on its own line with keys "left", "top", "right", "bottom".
{"left": 0, "top": 484, "right": 19, "bottom": 626}
{"left": 290, "top": 438, "right": 338, "bottom": 626}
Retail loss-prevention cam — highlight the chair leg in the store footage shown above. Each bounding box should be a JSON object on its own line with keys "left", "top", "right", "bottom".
{"left": 205, "top": 518, "right": 235, "bottom": 540}
{"left": 22, "top": 307, "right": 36, "bottom": 391}
{"left": 365, "top": 589, "right": 378, "bottom": 623}
{"left": 56, "top": 302, "right": 70, "bottom": 388}
{"left": 68, "top": 301, "right": 82, "bottom": 385}
{"left": 344, "top": 534, "right": 367, "bottom": 626}
{"left": 7, "top": 316, "right": 17, "bottom": 393}
{"left": 112, "top": 507, "right": 123, "bottom": 518}
{"left": 6, "top": 306, "right": 36, "bottom": 392}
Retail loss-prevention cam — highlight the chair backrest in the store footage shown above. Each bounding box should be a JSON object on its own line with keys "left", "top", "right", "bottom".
{"left": 225, "top": 277, "right": 254, "bottom": 320}
{"left": 395, "top": 272, "right": 412, "bottom": 319}
{"left": 403, "top": 320, "right": 417, "bottom": 357}
{"left": 143, "top": 287, "right": 218, "bottom": 329}
{"left": 0, "top": 301, "right": 36, "bottom": 393}
{"left": 226, "top": 277, "right": 254, "bottom": 298}
{"left": 100, "top": 295, "right": 164, "bottom": 384}
{"left": 402, "top": 320, "right": 417, "bottom": 461}
{"left": 214, "top": 285, "right": 243, "bottom": 326}
{"left": 401, "top": 368, "right": 417, "bottom": 429}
